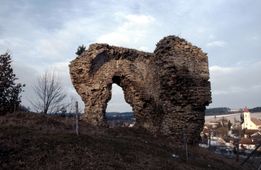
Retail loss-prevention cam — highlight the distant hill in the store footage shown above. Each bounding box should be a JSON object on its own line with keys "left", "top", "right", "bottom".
{"left": 206, "top": 107, "right": 261, "bottom": 116}
{"left": 0, "top": 112, "right": 252, "bottom": 170}
{"left": 105, "top": 112, "right": 134, "bottom": 120}
{"left": 205, "top": 107, "right": 231, "bottom": 116}
{"left": 249, "top": 107, "right": 261, "bottom": 113}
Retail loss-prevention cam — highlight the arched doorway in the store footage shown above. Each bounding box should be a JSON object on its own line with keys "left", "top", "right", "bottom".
{"left": 105, "top": 83, "right": 135, "bottom": 127}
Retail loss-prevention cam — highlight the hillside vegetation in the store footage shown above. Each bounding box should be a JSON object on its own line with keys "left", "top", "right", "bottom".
{"left": 0, "top": 112, "right": 252, "bottom": 170}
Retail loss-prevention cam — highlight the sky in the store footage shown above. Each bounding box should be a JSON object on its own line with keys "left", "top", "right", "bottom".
{"left": 0, "top": 0, "right": 261, "bottom": 112}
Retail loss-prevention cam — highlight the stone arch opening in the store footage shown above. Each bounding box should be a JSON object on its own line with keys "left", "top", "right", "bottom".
{"left": 103, "top": 75, "right": 143, "bottom": 127}
{"left": 105, "top": 82, "right": 135, "bottom": 127}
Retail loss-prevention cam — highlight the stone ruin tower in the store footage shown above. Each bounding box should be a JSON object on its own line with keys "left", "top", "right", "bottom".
{"left": 69, "top": 35, "right": 211, "bottom": 144}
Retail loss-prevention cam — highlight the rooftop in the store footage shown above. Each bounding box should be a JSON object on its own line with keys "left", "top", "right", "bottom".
{"left": 251, "top": 118, "right": 261, "bottom": 126}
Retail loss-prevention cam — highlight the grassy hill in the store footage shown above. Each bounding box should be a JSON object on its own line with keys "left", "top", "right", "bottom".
{"left": 0, "top": 112, "right": 253, "bottom": 170}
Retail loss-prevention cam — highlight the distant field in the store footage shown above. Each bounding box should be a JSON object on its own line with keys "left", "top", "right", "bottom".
{"left": 205, "top": 112, "right": 261, "bottom": 122}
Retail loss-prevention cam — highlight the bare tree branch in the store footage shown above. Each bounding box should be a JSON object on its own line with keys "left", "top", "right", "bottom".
{"left": 31, "top": 71, "right": 67, "bottom": 114}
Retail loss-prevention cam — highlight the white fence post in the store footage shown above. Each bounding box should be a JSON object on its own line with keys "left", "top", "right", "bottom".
{"left": 75, "top": 101, "right": 79, "bottom": 135}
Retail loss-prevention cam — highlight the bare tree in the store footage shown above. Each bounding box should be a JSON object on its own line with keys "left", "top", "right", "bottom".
{"left": 31, "top": 71, "right": 66, "bottom": 114}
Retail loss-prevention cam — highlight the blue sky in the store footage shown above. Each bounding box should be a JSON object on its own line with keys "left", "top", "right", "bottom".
{"left": 0, "top": 0, "right": 261, "bottom": 111}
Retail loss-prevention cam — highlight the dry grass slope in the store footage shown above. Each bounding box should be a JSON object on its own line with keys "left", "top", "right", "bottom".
{"left": 0, "top": 112, "right": 252, "bottom": 170}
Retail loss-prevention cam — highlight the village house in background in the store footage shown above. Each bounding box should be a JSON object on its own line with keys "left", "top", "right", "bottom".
{"left": 240, "top": 107, "right": 261, "bottom": 151}
{"left": 201, "top": 107, "right": 261, "bottom": 159}
{"left": 242, "top": 107, "right": 261, "bottom": 130}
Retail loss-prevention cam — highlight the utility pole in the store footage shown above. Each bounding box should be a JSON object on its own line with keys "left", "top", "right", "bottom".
{"left": 75, "top": 101, "right": 79, "bottom": 135}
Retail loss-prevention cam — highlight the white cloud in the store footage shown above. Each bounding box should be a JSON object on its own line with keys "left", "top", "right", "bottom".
{"left": 250, "top": 35, "right": 259, "bottom": 40}
{"left": 96, "top": 13, "right": 155, "bottom": 50}
{"left": 208, "top": 34, "right": 216, "bottom": 40}
{"left": 209, "top": 62, "right": 261, "bottom": 108}
{"left": 210, "top": 65, "right": 239, "bottom": 75}
{"left": 206, "top": 40, "right": 227, "bottom": 47}
{"left": 33, "top": 18, "right": 98, "bottom": 62}
{"left": 124, "top": 14, "right": 155, "bottom": 25}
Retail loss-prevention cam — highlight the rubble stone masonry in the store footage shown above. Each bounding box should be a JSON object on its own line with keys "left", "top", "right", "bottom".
{"left": 69, "top": 35, "right": 211, "bottom": 144}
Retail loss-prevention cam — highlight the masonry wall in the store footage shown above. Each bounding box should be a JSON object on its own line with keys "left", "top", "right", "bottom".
{"left": 69, "top": 35, "right": 211, "bottom": 144}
